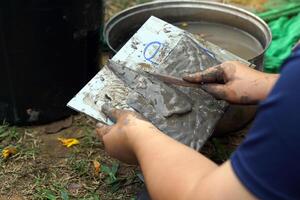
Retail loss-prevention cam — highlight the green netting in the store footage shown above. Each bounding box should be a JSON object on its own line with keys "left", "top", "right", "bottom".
{"left": 254, "top": 0, "right": 300, "bottom": 73}
{"left": 258, "top": 2, "right": 300, "bottom": 22}
{"left": 263, "top": 13, "right": 300, "bottom": 73}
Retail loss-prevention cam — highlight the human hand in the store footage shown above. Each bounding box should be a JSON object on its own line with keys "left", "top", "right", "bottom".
{"left": 95, "top": 104, "right": 156, "bottom": 165}
{"left": 183, "top": 61, "right": 279, "bottom": 104}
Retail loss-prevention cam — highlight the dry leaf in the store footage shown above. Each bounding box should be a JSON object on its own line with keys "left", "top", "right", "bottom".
{"left": 93, "top": 160, "right": 101, "bottom": 176}
{"left": 58, "top": 137, "right": 79, "bottom": 148}
{"left": 2, "top": 146, "right": 17, "bottom": 159}
{"left": 181, "top": 22, "right": 188, "bottom": 27}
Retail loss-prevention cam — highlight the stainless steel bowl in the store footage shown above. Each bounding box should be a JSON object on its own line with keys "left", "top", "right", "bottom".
{"left": 104, "top": 0, "right": 272, "bottom": 134}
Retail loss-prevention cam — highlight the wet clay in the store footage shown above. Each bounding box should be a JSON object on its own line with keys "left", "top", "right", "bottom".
{"left": 105, "top": 27, "right": 251, "bottom": 150}
{"left": 177, "top": 22, "right": 264, "bottom": 60}
{"left": 107, "top": 60, "right": 193, "bottom": 118}
{"left": 125, "top": 33, "right": 228, "bottom": 150}
{"left": 127, "top": 87, "right": 226, "bottom": 150}
{"left": 153, "top": 34, "right": 228, "bottom": 149}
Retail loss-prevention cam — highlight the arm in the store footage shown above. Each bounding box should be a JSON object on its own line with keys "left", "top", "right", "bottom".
{"left": 131, "top": 126, "right": 255, "bottom": 200}
{"left": 183, "top": 61, "right": 279, "bottom": 104}
{"left": 96, "top": 105, "right": 256, "bottom": 200}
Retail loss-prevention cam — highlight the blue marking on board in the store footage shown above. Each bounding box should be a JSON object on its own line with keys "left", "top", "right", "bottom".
{"left": 195, "top": 44, "right": 217, "bottom": 61}
{"left": 143, "top": 41, "right": 162, "bottom": 64}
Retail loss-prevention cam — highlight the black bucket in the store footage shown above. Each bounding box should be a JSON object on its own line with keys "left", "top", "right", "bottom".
{"left": 0, "top": 0, "right": 103, "bottom": 125}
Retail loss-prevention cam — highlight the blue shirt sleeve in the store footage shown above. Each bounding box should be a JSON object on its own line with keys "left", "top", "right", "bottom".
{"left": 231, "top": 47, "right": 300, "bottom": 200}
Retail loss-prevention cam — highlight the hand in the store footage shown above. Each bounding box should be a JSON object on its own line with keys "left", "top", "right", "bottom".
{"left": 183, "top": 61, "right": 279, "bottom": 104}
{"left": 95, "top": 104, "right": 156, "bottom": 165}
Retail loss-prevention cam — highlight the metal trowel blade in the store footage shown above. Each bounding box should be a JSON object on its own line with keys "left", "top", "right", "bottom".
{"left": 107, "top": 60, "right": 202, "bottom": 88}
{"left": 147, "top": 73, "right": 202, "bottom": 88}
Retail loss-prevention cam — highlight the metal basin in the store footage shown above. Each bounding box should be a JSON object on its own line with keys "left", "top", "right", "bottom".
{"left": 104, "top": 0, "right": 272, "bottom": 134}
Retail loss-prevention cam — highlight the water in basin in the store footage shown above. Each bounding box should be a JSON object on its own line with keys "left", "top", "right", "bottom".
{"left": 176, "top": 21, "right": 264, "bottom": 60}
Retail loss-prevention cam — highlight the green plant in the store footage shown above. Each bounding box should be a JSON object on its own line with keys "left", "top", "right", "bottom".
{"left": 101, "top": 162, "right": 119, "bottom": 184}
{"left": 69, "top": 157, "right": 90, "bottom": 177}
{"left": 80, "top": 132, "right": 101, "bottom": 148}
{"left": 101, "top": 162, "right": 123, "bottom": 192}
{"left": 34, "top": 176, "right": 70, "bottom": 200}
{"left": 0, "top": 124, "right": 20, "bottom": 142}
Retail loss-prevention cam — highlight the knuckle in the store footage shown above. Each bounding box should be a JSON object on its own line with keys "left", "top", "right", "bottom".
{"left": 95, "top": 128, "right": 101, "bottom": 134}
{"left": 223, "top": 60, "right": 239, "bottom": 66}
{"left": 196, "top": 73, "right": 202, "bottom": 80}
{"left": 222, "top": 61, "right": 232, "bottom": 66}
{"left": 193, "top": 72, "right": 201, "bottom": 77}
{"left": 112, "top": 109, "right": 120, "bottom": 116}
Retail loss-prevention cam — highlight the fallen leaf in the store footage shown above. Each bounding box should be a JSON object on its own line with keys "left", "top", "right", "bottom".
{"left": 181, "top": 22, "right": 188, "bottom": 27}
{"left": 44, "top": 116, "right": 73, "bottom": 134}
{"left": 58, "top": 137, "right": 79, "bottom": 148}
{"left": 2, "top": 146, "right": 17, "bottom": 159}
{"left": 93, "top": 160, "right": 101, "bottom": 176}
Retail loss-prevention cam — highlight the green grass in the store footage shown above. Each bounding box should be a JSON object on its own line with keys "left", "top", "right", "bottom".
{"left": 69, "top": 157, "right": 91, "bottom": 177}
{"left": 0, "top": 123, "right": 21, "bottom": 143}
{"left": 33, "top": 175, "right": 70, "bottom": 200}
{"left": 0, "top": 116, "right": 240, "bottom": 199}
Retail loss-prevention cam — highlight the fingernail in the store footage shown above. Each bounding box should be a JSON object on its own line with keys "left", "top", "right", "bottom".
{"left": 96, "top": 123, "right": 104, "bottom": 128}
{"left": 183, "top": 74, "right": 193, "bottom": 79}
{"left": 182, "top": 73, "right": 189, "bottom": 77}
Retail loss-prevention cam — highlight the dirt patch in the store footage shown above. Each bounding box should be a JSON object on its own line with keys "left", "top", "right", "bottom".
{"left": 0, "top": 114, "right": 247, "bottom": 199}
{"left": 0, "top": 115, "right": 143, "bottom": 199}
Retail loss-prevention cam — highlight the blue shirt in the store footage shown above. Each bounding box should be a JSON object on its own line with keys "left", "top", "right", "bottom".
{"left": 231, "top": 46, "right": 300, "bottom": 200}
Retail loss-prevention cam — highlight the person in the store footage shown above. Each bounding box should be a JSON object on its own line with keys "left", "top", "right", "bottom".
{"left": 96, "top": 43, "right": 300, "bottom": 200}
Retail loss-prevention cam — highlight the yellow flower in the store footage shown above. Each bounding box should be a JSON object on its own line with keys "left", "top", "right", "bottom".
{"left": 93, "top": 160, "right": 101, "bottom": 176}
{"left": 58, "top": 137, "right": 79, "bottom": 148}
{"left": 2, "top": 146, "right": 17, "bottom": 159}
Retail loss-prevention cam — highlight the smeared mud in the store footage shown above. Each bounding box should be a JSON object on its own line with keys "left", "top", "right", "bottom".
{"left": 107, "top": 60, "right": 192, "bottom": 118}
{"left": 125, "top": 34, "right": 227, "bottom": 150}
{"left": 106, "top": 33, "right": 229, "bottom": 150}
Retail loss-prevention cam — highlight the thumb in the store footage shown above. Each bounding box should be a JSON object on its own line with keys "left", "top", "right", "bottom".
{"left": 102, "top": 103, "right": 125, "bottom": 123}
